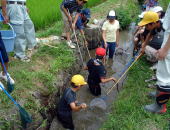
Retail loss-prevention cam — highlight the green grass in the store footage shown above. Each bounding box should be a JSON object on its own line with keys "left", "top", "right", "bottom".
{"left": 0, "top": 43, "right": 75, "bottom": 129}
{"left": 102, "top": 57, "right": 170, "bottom": 130}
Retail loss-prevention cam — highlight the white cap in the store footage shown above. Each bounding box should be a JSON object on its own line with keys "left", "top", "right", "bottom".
{"left": 108, "top": 10, "right": 115, "bottom": 17}
{"left": 138, "top": 12, "right": 146, "bottom": 18}
{"left": 152, "top": 6, "right": 163, "bottom": 13}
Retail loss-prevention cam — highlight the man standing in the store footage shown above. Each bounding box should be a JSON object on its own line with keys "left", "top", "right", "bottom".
{"left": 1, "top": 0, "right": 37, "bottom": 62}
{"left": 57, "top": 74, "right": 87, "bottom": 130}
{"left": 60, "top": 0, "right": 88, "bottom": 49}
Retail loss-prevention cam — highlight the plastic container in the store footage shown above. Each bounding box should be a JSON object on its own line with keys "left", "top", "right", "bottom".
{"left": 0, "top": 13, "right": 16, "bottom": 52}
{"left": 0, "top": 23, "right": 16, "bottom": 52}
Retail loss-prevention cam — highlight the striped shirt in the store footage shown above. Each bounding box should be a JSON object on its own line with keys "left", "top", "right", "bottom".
{"left": 60, "top": 0, "right": 82, "bottom": 14}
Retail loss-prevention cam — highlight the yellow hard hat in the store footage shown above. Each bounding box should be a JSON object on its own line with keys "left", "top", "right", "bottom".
{"left": 83, "top": 0, "right": 88, "bottom": 2}
{"left": 71, "top": 74, "right": 87, "bottom": 86}
{"left": 138, "top": 11, "right": 159, "bottom": 26}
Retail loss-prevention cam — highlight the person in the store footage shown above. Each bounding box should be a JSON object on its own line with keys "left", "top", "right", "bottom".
{"left": 85, "top": 47, "right": 117, "bottom": 96}
{"left": 1, "top": 0, "right": 37, "bottom": 62}
{"left": 140, "top": 10, "right": 165, "bottom": 63}
{"left": 0, "top": 31, "right": 14, "bottom": 84}
{"left": 139, "top": 7, "right": 170, "bottom": 113}
{"left": 144, "top": 0, "right": 159, "bottom": 11}
{"left": 60, "top": 0, "right": 88, "bottom": 49}
{"left": 76, "top": 8, "right": 90, "bottom": 35}
{"left": 102, "top": 10, "right": 120, "bottom": 59}
{"left": 56, "top": 74, "right": 87, "bottom": 130}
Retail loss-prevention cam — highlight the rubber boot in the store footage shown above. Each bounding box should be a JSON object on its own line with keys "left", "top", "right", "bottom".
{"left": 147, "top": 91, "right": 157, "bottom": 98}
{"left": 144, "top": 103, "right": 167, "bottom": 114}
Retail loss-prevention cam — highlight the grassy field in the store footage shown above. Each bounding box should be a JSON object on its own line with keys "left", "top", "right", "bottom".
{"left": 102, "top": 57, "right": 170, "bottom": 130}
{"left": 27, "top": 0, "right": 106, "bottom": 30}
{"left": 0, "top": 43, "right": 75, "bottom": 129}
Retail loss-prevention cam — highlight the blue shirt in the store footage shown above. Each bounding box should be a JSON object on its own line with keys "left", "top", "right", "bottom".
{"left": 76, "top": 16, "right": 84, "bottom": 30}
{"left": 60, "top": 0, "right": 82, "bottom": 14}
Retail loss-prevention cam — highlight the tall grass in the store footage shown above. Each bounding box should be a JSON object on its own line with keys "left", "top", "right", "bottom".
{"left": 27, "top": 0, "right": 106, "bottom": 30}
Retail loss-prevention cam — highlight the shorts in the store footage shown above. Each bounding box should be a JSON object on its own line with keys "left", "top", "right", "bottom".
{"left": 61, "top": 10, "right": 71, "bottom": 33}
{"left": 0, "top": 33, "right": 9, "bottom": 63}
{"left": 88, "top": 79, "right": 101, "bottom": 96}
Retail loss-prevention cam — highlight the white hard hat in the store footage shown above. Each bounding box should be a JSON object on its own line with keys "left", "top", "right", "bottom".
{"left": 152, "top": 6, "right": 163, "bottom": 13}
{"left": 108, "top": 10, "right": 115, "bottom": 17}
{"left": 138, "top": 12, "right": 146, "bottom": 18}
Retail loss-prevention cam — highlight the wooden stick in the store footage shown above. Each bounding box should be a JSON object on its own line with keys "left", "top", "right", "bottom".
{"left": 106, "top": 53, "right": 142, "bottom": 95}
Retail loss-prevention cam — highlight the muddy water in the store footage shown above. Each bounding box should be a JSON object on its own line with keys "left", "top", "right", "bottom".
{"left": 71, "top": 30, "right": 134, "bottom": 130}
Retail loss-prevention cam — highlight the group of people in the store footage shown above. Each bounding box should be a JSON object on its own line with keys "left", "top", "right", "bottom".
{"left": 57, "top": 0, "right": 170, "bottom": 129}
{"left": 134, "top": 1, "right": 170, "bottom": 114}
{"left": 57, "top": 0, "right": 121, "bottom": 129}
{"left": 0, "top": 0, "right": 169, "bottom": 129}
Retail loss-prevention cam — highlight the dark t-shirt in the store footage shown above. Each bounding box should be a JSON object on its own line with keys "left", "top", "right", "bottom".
{"left": 60, "top": 0, "right": 82, "bottom": 14}
{"left": 87, "top": 59, "right": 106, "bottom": 85}
{"left": 57, "top": 88, "right": 76, "bottom": 115}
{"left": 149, "top": 22, "right": 164, "bottom": 50}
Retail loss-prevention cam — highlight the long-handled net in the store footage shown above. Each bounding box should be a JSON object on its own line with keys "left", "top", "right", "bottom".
{"left": 90, "top": 53, "right": 142, "bottom": 110}
{"left": 0, "top": 84, "right": 32, "bottom": 128}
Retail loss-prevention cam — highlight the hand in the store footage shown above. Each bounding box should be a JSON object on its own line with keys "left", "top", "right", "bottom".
{"left": 156, "top": 47, "right": 168, "bottom": 60}
{"left": 85, "top": 40, "right": 88, "bottom": 46}
{"left": 80, "top": 103, "right": 87, "bottom": 109}
{"left": 68, "top": 15, "right": 72, "bottom": 22}
{"left": 3, "top": 15, "right": 9, "bottom": 24}
{"left": 72, "top": 23, "right": 75, "bottom": 30}
{"left": 112, "top": 77, "right": 117, "bottom": 82}
{"left": 104, "top": 43, "right": 107, "bottom": 49}
{"left": 141, "top": 43, "right": 146, "bottom": 54}
{"left": 26, "top": 8, "right": 29, "bottom": 13}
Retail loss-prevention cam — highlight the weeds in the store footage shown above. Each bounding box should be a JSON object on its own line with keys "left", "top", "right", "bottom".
{"left": 102, "top": 57, "right": 170, "bottom": 129}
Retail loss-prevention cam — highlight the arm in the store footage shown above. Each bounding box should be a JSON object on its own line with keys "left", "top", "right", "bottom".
{"left": 157, "top": 35, "right": 170, "bottom": 60}
{"left": 102, "top": 30, "right": 107, "bottom": 49}
{"left": 1, "top": 0, "right": 9, "bottom": 24}
{"left": 62, "top": 5, "right": 72, "bottom": 22}
{"left": 141, "top": 32, "right": 152, "bottom": 53}
{"left": 101, "top": 77, "right": 117, "bottom": 83}
{"left": 116, "top": 29, "right": 120, "bottom": 46}
{"left": 70, "top": 102, "right": 87, "bottom": 112}
{"left": 72, "top": 13, "right": 80, "bottom": 29}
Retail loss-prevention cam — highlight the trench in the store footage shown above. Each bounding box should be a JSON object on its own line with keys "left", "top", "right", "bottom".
{"left": 49, "top": 23, "right": 136, "bottom": 130}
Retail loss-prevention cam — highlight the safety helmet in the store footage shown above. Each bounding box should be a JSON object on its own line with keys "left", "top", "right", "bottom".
{"left": 83, "top": 0, "right": 88, "bottom": 2}
{"left": 71, "top": 74, "right": 87, "bottom": 86}
{"left": 138, "top": 11, "right": 159, "bottom": 26}
{"left": 152, "top": 6, "right": 163, "bottom": 13}
{"left": 107, "top": 10, "right": 116, "bottom": 20}
{"left": 96, "top": 47, "right": 106, "bottom": 56}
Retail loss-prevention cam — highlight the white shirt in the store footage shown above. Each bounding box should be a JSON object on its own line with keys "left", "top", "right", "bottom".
{"left": 156, "top": 3, "right": 170, "bottom": 86}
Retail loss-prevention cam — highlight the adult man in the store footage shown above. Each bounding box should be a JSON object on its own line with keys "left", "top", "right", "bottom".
{"left": 139, "top": 7, "right": 170, "bottom": 113}
{"left": 85, "top": 47, "right": 117, "bottom": 96}
{"left": 1, "top": 0, "right": 37, "bottom": 62}
{"left": 60, "top": 0, "right": 87, "bottom": 49}
{"left": 57, "top": 74, "right": 87, "bottom": 130}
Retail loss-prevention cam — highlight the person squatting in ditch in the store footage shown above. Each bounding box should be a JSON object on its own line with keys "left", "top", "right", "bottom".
{"left": 138, "top": 7, "right": 170, "bottom": 113}
{"left": 84, "top": 47, "right": 117, "bottom": 96}
{"left": 56, "top": 75, "right": 87, "bottom": 130}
